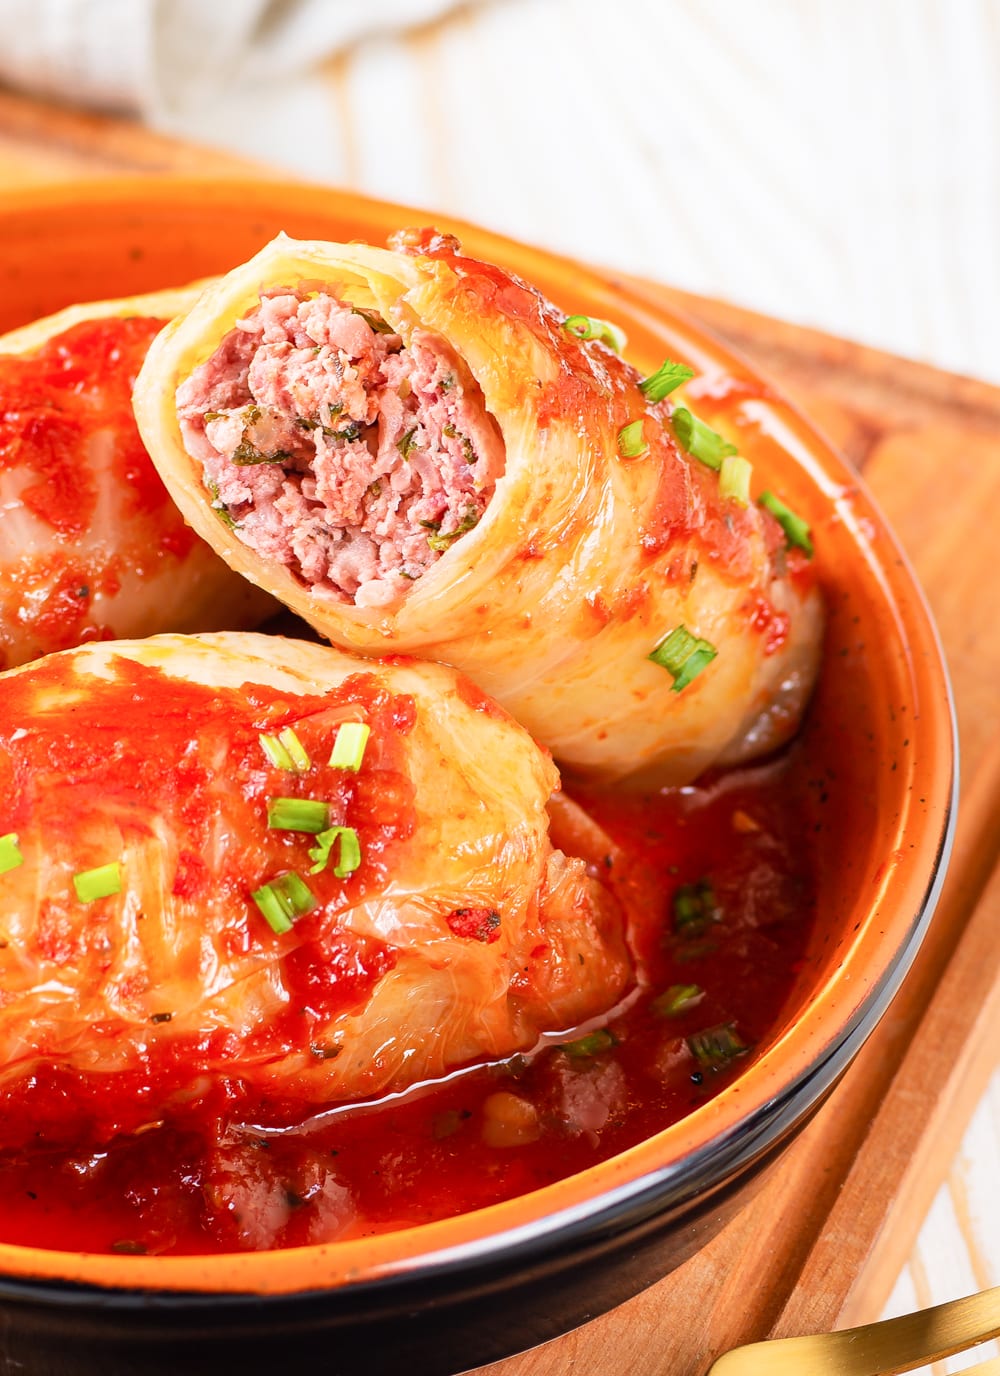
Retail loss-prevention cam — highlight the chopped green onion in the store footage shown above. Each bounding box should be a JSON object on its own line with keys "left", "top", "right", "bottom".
{"left": 73, "top": 862, "right": 122, "bottom": 903}
{"left": 562, "top": 314, "right": 627, "bottom": 353}
{"left": 686, "top": 1022, "right": 749, "bottom": 1071}
{"left": 251, "top": 872, "right": 317, "bottom": 934}
{"left": 279, "top": 727, "right": 310, "bottom": 770}
{"left": 759, "top": 491, "right": 814, "bottom": 558}
{"left": 426, "top": 508, "right": 480, "bottom": 552}
{"left": 260, "top": 733, "right": 292, "bottom": 769}
{"left": 671, "top": 408, "right": 738, "bottom": 471}
{"left": 397, "top": 427, "right": 418, "bottom": 458}
{"left": 672, "top": 879, "right": 721, "bottom": 936}
{"left": 232, "top": 440, "right": 293, "bottom": 467}
{"left": 648, "top": 625, "right": 718, "bottom": 692}
{"left": 0, "top": 833, "right": 23, "bottom": 875}
{"left": 651, "top": 984, "right": 705, "bottom": 1018}
{"left": 352, "top": 306, "right": 395, "bottom": 335}
{"left": 329, "top": 722, "right": 371, "bottom": 772}
{"left": 259, "top": 727, "right": 311, "bottom": 772}
{"left": 639, "top": 359, "right": 695, "bottom": 402}
{"left": 308, "top": 826, "right": 362, "bottom": 878}
{"left": 719, "top": 455, "right": 752, "bottom": 507}
{"left": 617, "top": 420, "right": 649, "bottom": 459}
{"left": 205, "top": 479, "right": 237, "bottom": 529}
{"left": 267, "top": 798, "right": 330, "bottom": 833}
{"left": 560, "top": 1028, "right": 618, "bottom": 1060}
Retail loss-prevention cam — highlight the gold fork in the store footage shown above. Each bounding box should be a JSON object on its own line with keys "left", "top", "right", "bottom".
{"left": 708, "top": 1283, "right": 1000, "bottom": 1375}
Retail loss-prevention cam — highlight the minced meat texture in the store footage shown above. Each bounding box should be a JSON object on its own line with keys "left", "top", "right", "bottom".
{"left": 176, "top": 289, "right": 505, "bottom": 608}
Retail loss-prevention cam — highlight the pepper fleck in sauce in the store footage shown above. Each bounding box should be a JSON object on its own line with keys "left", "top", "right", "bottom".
{"left": 0, "top": 645, "right": 815, "bottom": 1255}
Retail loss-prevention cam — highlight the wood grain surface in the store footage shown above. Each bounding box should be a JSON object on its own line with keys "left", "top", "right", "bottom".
{"left": 1, "top": 90, "right": 997, "bottom": 1376}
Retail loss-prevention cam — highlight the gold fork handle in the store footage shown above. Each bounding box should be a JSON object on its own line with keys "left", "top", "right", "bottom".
{"left": 709, "top": 1282, "right": 1000, "bottom": 1376}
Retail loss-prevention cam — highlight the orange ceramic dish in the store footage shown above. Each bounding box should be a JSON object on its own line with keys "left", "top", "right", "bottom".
{"left": 0, "top": 180, "right": 955, "bottom": 1376}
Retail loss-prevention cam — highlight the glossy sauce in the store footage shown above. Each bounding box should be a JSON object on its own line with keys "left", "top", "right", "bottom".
{"left": 0, "top": 317, "right": 196, "bottom": 665}
{"left": 0, "top": 300, "right": 818, "bottom": 1257}
{"left": 0, "top": 656, "right": 418, "bottom": 1151}
{"left": 0, "top": 727, "right": 815, "bottom": 1256}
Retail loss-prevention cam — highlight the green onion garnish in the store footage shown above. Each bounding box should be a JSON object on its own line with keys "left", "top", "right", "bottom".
{"left": 639, "top": 359, "right": 695, "bottom": 402}
{"left": 329, "top": 722, "right": 371, "bottom": 772}
{"left": 397, "top": 427, "right": 418, "bottom": 458}
{"left": 560, "top": 1028, "right": 618, "bottom": 1060}
{"left": 251, "top": 872, "right": 317, "bottom": 934}
{"left": 260, "top": 733, "right": 293, "bottom": 769}
{"left": 259, "top": 727, "right": 311, "bottom": 771}
{"left": 232, "top": 440, "right": 293, "bottom": 467}
{"left": 671, "top": 408, "right": 738, "bottom": 471}
{"left": 617, "top": 420, "right": 649, "bottom": 459}
{"left": 267, "top": 798, "right": 330, "bottom": 833}
{"left": 719, "top": 455, "right": 752, "bottom": 507}
{"left": 686, "top": 1022, "right": 749, "bottom": 1071}
{"left": 426, "top": 507, "right": 480, "bottom": 552}
{"left": 648, "top": 625, "right": 718, "bottom": 692}
{"left": 0, "top": 833, "right": 23, "bottom": 875}
{"left": 308, "top": 826, "right": 362, "bottom": 878}
{"left": 279, "top": 727, "right": 311, "bottom": 770}
{"left": 651, "top": 984, "right": 705, "bottom": 1018}
{"left": 562, "top": 314, "right": 627, "bottom": 353}
{"left": 73, "top": 862, "right": 122, "bottom": 903}
{"left": 672, "top": 879, "right": 721, "bottom": 936}
{"left": 352, "top": 307, "right": 395, "bottom": 335}
{"left": 205, "top": 479, "right": 237, "bottom": 529}
{"left": 759, "top": 491, "right": 814, "bottom": 558}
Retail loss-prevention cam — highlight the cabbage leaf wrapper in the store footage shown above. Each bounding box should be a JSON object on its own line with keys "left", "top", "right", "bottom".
{"left": 0, "top": 632, "right": 629, "bottom": 1149}
{"left": 0, "top": 286, "right": 273, "bottom": 670}
{"left": 134, "top": 232, "right": 822, "bottom": 784}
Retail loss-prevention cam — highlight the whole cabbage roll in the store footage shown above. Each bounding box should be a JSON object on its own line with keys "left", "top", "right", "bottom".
{"left": 133, "top": 231, "right": 822, "bottom": 784}
{"left": 0, "top": 288, "right": 273, "bottom": 670}
{"left": 0, "top": 632, "right": 629, "bottom": 1149}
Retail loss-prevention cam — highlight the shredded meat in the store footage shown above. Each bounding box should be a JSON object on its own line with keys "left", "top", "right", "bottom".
{"left": 176, "top": 290, "right": 505, "bottom": 607}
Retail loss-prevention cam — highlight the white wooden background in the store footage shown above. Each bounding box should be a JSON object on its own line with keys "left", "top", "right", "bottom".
{"left": 14, "top": 0, "right": 1000, "bottom": 1363}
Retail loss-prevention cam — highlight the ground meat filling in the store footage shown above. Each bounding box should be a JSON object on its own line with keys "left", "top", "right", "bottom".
{"left": 176, "top": 289, "right": 506, "bottom": 608}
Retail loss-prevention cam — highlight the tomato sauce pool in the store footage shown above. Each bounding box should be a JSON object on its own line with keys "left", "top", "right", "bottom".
{"left": 0, "top": 753, "right": 815, "bottom": 1256}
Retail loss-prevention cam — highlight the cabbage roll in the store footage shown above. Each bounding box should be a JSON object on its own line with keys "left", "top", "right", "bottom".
{"left": 0, "top": 633, "right": 629, "bottom": 1148}
{"left": 133, "top": 231, "right": 822, "bottom": 784}
{"left": 0, "top": 288, "right": 273, "bottom": 670}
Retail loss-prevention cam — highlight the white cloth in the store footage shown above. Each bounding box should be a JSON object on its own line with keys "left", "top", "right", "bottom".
{"left": 0, "top": 0, "right": 463, "bottom": 119}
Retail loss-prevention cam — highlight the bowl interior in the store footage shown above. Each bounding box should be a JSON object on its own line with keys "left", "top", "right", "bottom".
{"left": 0, "top": 178, "right": 955, "bottom": 1295}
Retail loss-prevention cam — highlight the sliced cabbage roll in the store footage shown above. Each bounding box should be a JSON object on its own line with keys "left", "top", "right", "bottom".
{"left": 0, "top": 287, "right": 273, "bottom": 670}
{"left": 0, "top": 633, "right": 629, "bottom": 1149}
{"left": 133, "top": 231, "right": 823, "bottom": 785}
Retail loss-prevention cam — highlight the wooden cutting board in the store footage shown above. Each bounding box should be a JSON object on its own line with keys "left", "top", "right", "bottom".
{"left": 1, "top": 89, "right": 998, "bottom": 1376}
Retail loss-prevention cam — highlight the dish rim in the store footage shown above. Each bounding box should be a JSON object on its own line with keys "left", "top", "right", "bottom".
{"left": 0, "top": 175, "right": 958, "bottom": 1301}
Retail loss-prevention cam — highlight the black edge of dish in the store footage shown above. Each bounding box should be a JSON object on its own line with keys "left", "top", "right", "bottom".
{"left": 0, "top": 763, "right": 956, "bottom": 1376}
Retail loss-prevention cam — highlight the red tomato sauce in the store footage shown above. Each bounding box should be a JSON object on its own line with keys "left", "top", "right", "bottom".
{"left": 0, "top": 655, "right": 417, "bottom": 1152}
{"left": 0, "top": 317, "right": 168, "bottom": 531}
{"left": 0, "top": 710, "right": 815, "bottom": 1255}
{"left": 0, "top": 317, "right": 199, "bottom": 664}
